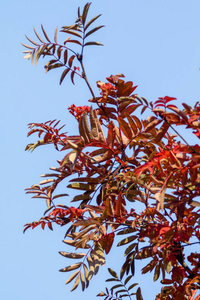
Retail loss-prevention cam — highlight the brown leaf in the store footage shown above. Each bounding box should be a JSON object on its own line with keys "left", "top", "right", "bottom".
{"left": 71, "top": 71, "right": 75, "bottom": 85}
{"left": 54, "top": 26, "right": 58, "bottom": 43}
{"left": 80, "top": 271, "right": 85, "bottom": 291}
{"left": 68, "top": 55, "right": 76, "bottom": 68}
{"left": 85, "top": 14, "right": 102, "bottom": 31}
{"left": 25, "top": 35, "right": 39, "bottom": 46}
{"left": 82, "top": 110, "right": 93, "bottom": 141}
{"left": 136, "top": 287, "right": 143, "bottom": 300}
{"left": 132, "top": 115, "right": 142, "bottom": 131}
{"left": 67, "top": 182, "right": 95, "bottom": 191}
{"left": 89, "top": 107, "right": 99, "bottom": 139}
{"left": 64, "top": 49, "right": 68, "bottom": 64}
{"left": 60, "top": 68, "right": 70, "bottom": 85}
{"left": 84, "top": 41, "right": 103, "bottom": 46}
{"left": 85, "top": 26, "right": 105, "bottom": 38}
{"left": 117, "top": 117, "right": 133, "bottom": 139}
{"left": 59, "top": 252, "right": 86, "bottom": 259}
{"left": 61, "top": 29, "right": 82, "bottom": 38}
{"left": 82, "top": 2, "right": 91, "bottom": 25}
{"left": 59, "top": 262, "right": 82, "bottom": 272}
{"left": 41, "top": 24, "right": 51, "bottom": 42}
{"left": 117, "top": 235, "right": 137, "bottom": 246}
{"left": 168, "top": 106, "right": 188, "bottom": 122}
{"left": 153, "top": 264, "right": 160, "bottom": 282}
{"left": 34, "top": 27, "right": 45, "bottom": 43}
{"left": 144, "top": 119, "right": 162, "bottom": 133}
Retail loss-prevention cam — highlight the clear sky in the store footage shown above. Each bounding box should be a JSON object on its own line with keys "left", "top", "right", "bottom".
{"left": 1, "top": 0, "right": 200, "bottom": 299}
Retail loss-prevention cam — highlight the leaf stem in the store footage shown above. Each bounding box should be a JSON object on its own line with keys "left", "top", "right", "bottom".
{"left": 80, "top": 61, "right": 96, "bottom": 100}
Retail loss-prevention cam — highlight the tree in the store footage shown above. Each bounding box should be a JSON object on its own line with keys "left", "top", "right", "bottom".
{"left": 22, "top": 3, "right": 200, "bottom": 299}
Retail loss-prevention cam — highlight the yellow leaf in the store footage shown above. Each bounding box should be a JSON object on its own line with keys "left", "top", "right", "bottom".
{"left": 59, "top": 262, "right": 82, "bottom": 272}
{"left": 23, "top": 53, "right": 31, "bottom": 60}
{"left": 70, "top": 275, "right": 80, "bottom": 292}
{"left": 59, "top": 252, "right": 86, "bottom": 259}
{"left": 153, "top": 264, "right": 160, "bottom": 282}
{"left": 65, "top": 270, "right": 80, "bottom": 285}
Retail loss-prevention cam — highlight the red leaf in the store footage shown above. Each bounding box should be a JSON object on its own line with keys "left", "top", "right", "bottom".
{"left": 68, "top": 55, "right": 76, "bottom": 68}
{"left": 100, "top": 232, "right": 115, "bottom": 254}
{"left": 48, "top": 222, "right": 53, "bottom": 230}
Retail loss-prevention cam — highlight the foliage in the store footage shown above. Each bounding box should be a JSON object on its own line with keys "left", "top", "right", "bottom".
{"left": 23, "top": 3, "right": 200, "bottom": 300}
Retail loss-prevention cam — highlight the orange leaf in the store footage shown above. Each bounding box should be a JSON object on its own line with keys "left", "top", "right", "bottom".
{"left": 117, "top": 117, "right": 133, "bottom": 139}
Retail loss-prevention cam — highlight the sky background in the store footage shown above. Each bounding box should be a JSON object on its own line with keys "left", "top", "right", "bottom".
{"left": 1, "top": 0, "right": 200, "bottom": 299}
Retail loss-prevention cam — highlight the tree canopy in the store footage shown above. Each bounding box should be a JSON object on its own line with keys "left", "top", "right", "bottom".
{"left": 23, "top": 3, "right": 200, "bottom": 300}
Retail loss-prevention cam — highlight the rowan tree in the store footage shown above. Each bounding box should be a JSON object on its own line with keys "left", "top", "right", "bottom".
{"left": 22, "top": 3, "right": 200, "bottom": 300}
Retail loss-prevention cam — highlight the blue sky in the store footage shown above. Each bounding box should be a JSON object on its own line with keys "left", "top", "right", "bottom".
{"left": 1, "top": 0, "right": 200, "bottom": 299}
